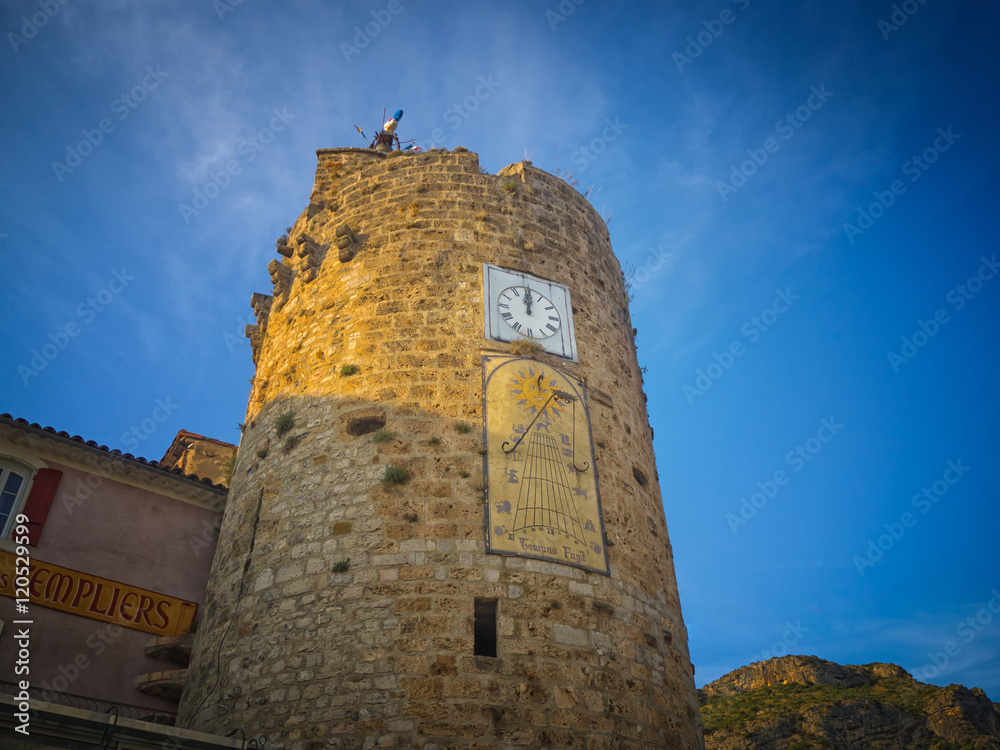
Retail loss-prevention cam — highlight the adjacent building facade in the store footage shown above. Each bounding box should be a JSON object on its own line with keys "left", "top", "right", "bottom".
{"left": 0, "top": 414, "right": 231, "bottom": 726}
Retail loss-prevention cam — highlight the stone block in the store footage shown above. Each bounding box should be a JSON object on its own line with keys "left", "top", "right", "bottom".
{"left": 401, "top": 677, "right": 442, "bottom": 700}
{"left": 552, "top": 624, "right": 589, "bottom": 648}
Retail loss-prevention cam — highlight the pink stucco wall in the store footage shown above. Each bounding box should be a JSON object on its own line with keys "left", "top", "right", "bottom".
{"left": 0, "top": 457, "right": 222, "bottom": 712}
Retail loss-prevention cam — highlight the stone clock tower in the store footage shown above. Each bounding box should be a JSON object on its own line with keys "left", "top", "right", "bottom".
{"left": 180, "top": 147, "right": 704, "bottom": 750}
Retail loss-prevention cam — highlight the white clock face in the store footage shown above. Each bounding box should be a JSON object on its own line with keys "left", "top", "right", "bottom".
{"left": 483, "top": 264, "right": 577, "bottom": 361}
{"left": 497, "top": 286, "right": 561, "bottom": 339}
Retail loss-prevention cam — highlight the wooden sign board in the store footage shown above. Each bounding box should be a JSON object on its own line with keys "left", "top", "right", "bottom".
{"left": 0, "top": 551, "right": 197, "bottom": 636}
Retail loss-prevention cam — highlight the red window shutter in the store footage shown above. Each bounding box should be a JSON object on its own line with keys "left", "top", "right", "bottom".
{"left": 22, "top": 468, "right": 62, "bottom": 546}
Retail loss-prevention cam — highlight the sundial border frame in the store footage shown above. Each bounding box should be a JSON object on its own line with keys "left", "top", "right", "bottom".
{"left": 480, "top": 354, "right": 611, "bottom": 577}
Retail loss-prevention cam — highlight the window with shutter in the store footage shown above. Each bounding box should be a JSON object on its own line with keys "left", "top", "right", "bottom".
{"left": 0, "top": 464, "right": 28, "bottom": 538}
{"left": 1, "top": 460, "right": 63, "bottom": 546}
{"left": 20, "top": 467, "right": 62, "bottom": 546}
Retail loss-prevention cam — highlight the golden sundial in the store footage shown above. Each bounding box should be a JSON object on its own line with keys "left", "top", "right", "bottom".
{"left": 482, "top": 355, "right": 608, "bottom": 575}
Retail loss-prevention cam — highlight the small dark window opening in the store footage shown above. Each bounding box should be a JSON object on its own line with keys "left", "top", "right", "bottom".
{"left": 474, "top": 598, "right": 498, "bottom": 657}
{"left": 632, "top": 466, "right": 648, "bottom": 487}
{"left": 346, "top": 414, "right": 386, "bottom": 436}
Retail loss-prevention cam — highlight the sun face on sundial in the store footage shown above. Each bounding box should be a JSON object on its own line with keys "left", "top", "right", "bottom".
{"left": 509, "top": 366, "right": 566, "bottom": 421}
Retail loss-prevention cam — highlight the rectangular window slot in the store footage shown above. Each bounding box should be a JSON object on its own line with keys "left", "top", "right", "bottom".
{"left": 474, "top": 598, "right": 498, "bottom": 657}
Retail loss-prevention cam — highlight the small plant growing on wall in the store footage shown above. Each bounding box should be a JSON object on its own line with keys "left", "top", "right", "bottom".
{"left": 275, "top": 411, "right": 295, "bottom": 436}
{"left": 282, "top": 435, "right": 300, "bottom": 453}
{"left": 503, "top": 181, "right": 516, "bottom": 194}
{"left": 383, "top": 466, "right": 410, "bottom": 485}
{"left": 256, "top": 448, "right": 269, "bottom": 459}
{"left": 622, "top": 262, "right": 636, "bottom": 305}
{"left": 371, "top": 428, "right": 396, "bottom": 444}
{"left": 223, "top": 453, "right": 238, "bottom": 484}
{"left": 340, "top": 364, "right": 359, "bottom": 376}
{"left": 428, "top": 436, "right": 441, "bottom": 446}
{"left": 455, "top": 422, "right": 472, "bottom": 434}
{"left": 512, "top": 338, "right": 544, "bottom": 357}
{"left": 332, "top": 559, "right": 350, "bottom": 573}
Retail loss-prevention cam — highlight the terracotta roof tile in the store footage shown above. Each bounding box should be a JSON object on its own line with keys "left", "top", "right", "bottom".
{"left": 0, "top": 413, "right": 229, "bottom": 492}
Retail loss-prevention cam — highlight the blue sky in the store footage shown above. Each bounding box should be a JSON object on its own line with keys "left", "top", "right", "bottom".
{"left": 2, "top": 0, "right": 998, "bottom": 699}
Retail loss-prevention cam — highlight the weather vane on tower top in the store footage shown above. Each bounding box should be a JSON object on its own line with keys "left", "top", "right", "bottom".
{"left": 355, "top": 108, "right": 421, "bottom": 153}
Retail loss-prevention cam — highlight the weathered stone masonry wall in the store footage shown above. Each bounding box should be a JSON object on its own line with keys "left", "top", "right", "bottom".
{"left": 180, "top": 148, "right": 704, "bottom": 750}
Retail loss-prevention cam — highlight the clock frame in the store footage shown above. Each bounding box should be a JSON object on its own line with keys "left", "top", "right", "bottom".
{"left": 483, "top": 264, "right": 577, "bottom": 361}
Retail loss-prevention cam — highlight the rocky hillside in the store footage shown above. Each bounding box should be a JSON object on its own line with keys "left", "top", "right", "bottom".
{"left": 698, "top": 655, "right": 1000, "bottom": 749}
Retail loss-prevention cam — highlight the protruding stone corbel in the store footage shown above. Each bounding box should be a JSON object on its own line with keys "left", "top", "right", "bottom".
{"left": 245, "top": 324, "right": 263, "bottom": 364}
{"left": 251, "top": 292, "right": 272, "bottom": 329}
{"left": 335, "top": 223, "right": 362, "bottom": 263}
{"left": 246, "top": 293, "right": 273, "bottom": 366}
{"left": 295, "top": 233, "right": 328, "bottom": 283}
{"left": 268, "top": 259, "right": 293, "bottom": 310}
{"left": 276, "top": 235, "right": 293, "bottom": 258}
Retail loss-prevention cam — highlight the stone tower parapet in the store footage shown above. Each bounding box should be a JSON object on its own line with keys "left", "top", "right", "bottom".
{"left": 180, "top": 147, "right": 704, "bottom": 749}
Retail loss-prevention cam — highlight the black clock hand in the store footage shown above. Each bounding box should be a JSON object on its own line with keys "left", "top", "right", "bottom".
{"left": 524, "top": 288, "right": 533, "bottom": 316}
